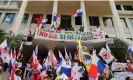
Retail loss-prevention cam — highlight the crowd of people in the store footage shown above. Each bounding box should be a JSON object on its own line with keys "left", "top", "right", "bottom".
{"left": 0, "top": 51, "right": 133, "bottom": 80}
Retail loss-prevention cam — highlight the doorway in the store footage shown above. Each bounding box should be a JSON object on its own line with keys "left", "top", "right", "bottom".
{"left": 61, "top": 15, "right": 71, "bottom": 29}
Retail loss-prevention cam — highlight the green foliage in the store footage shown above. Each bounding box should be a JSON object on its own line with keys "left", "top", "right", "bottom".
{"left": 0, "top": 29, "right": 23, "bottom": 50}
{"left": 108, "top": 39, "right": 129, "bottom": 61}
{"left": 0, "top": 29, "right": 6, "bottom": 43}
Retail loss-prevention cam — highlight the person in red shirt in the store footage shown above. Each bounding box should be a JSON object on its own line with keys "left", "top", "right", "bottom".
{"left": 30, "top": 69, "right": 42, "bottom": 80}
{"left": 57, "top": 25, "right": 62, "bottom": 31}
{"left": 127, "top": 60, "right": 133, "bottom": 72}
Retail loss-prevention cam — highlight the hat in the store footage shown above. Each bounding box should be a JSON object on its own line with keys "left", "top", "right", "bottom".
{"left": 15, "top": 69, "right": 22, "bottom": 75}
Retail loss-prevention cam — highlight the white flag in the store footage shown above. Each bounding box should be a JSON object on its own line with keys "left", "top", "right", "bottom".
{"left": 99, "top": 47, "right": 114, "bottom": 64}
{"left": 69, "top": 52, "right": 72, "bottom": 60}
{"left": 60, "top": 73, "right": 69, "bottom": 80}
{"left": 65, "top": 46, "right": 71, "bottom": 65}
{"left": 106, "top": 44, "right": 111, "bottom": 52}
{"left": 50, "top": 50, "right": 57, "bottom": 68}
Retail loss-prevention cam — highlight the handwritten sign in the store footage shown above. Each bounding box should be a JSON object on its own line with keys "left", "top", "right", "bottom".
{"left": 114, "top": 72, "right": 133, "bottom": 80}
{"left": 39, "top": 31, "right": 93, "bottom": 41}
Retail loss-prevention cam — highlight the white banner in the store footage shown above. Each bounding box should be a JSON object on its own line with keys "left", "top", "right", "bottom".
{"left": 92, "top": 32, "right": 102, "bottom": 39}
{"left": 111, "top": 63, "right": 127, "bottom": 71}
{"left": 39, "top": 31, "right": 93, "bottom": 41}
{"left": 114, "top": 72, "right": 133, "bottom": 80}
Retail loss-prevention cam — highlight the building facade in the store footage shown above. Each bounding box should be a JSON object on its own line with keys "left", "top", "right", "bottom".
{"left": 0, "top": 0, "right": 133, "bottom": 45}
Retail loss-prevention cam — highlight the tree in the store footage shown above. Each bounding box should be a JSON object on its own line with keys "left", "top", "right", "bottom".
{"left": 0, "top": 29, "right": 23, "bottom": 51}
{"left": 0, "top": 29, "right": 6, "bottom": 43}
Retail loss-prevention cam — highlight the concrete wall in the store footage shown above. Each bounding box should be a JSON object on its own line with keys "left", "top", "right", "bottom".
{"left": 0, "top": 1, "right": 133, "bottom": 39}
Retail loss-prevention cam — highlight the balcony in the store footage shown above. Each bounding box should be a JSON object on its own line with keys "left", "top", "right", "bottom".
{"left": 30, "top": 28, "right": 106, "bottom": 49}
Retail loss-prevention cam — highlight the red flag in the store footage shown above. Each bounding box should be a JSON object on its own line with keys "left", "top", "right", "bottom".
{"left": 36, "top": 16, "right": 42, "bottom": 27}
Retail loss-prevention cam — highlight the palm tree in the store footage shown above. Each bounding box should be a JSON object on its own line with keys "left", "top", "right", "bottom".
{"left": 0, "top": 29, "right": 23, "bottom": 51}
{"left": 0, "top": 29, "right": 6, "bottom": 43}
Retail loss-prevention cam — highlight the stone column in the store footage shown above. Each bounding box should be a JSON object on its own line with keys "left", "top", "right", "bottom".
{"left": 80, "top": 0, "right": 88, "bottom": 32}
{"left": 51, "top": 0, "right": 58, "bottom": 28}
{"left": 71, "top": 15, "right": 75, "bottom": 30}
{"left": 109, "top": 0, "right": 126, "bottom": 40}
{"left": 7, "top": 0, "right": 12, "bottom": 6}
{"left": 12, "top": 0, "right": 28, "bottom": 36}
{"left": 0, "top": 12, "right": 6, "bottom": 26}
{"left": 125, "top": 18, "right": 133, "bottom": 40}
{"left": 26, "top": 13, "right": 33, "bottom": 28}
{"left": 112, "top": 18, "right": 120, "bottom": 38}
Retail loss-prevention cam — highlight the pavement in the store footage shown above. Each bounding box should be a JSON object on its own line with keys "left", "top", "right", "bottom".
{"left": 0, "top": 72, "right": 9, "bottom": 80}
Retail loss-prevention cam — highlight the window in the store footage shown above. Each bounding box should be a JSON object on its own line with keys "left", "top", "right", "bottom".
{"left": 116, "top": 5, "right": 121, "bottom": 10}
{"left": 89, "top": 16, "right": 100, "bottom": 26}
{"left": 46, "top": 14, "right": 52, "bottom": 24}
{"left": 22, "top": 14, "right": 29, "bottom": 24}
{"left": 31, "top": 14, "right": 43, "bottom": 23}
{"left": 123, "top": 5, "right": 133, "bottom": 11}
{"left": 3, "top": 1, "right": 8, "bottom": 5}
{"left": 75, "top": 16, "right": 82, "bottom": 25}
{"left": 61, "top": 15, "right": 71, "bottom": 29}
{"left": 103, "top": 17, "right": 114, "bottom": 27}
{"left": 3, "top": 13, "right": 15, "bottom": 24}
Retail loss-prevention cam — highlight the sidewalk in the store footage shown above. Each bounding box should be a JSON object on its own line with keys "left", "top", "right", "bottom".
{"left": 0, "top": 72, "right": 9, "bottom": 80}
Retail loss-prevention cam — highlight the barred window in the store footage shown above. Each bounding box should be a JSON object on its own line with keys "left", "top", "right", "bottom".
{"left": 46, "top": 14, "right": 52, "bottom": 24}
{"left": 22, "top": 14, "right": 29, "bottom": 24}
{"left": 75, "top": 16, "right": 82, "bottom": 25}
{"left": 89, "top": 16, "right": 100, "bottom": 26}
{"left": 3, "top": 13, "right": 15, "bottom": 24}
{"left": 31, "top": 14, "right": 43, "bottom": 23}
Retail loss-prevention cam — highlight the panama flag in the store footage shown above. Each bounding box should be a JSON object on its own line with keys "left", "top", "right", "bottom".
{"left": 0, "top": 39, "right": 8, "bottom": 53}
{"left": 50, "top": 50, "right": 58, "bottom": 68}
{"left": 59, "top": 50, "right": 66, "bottom": 64}
{"left": 128, "top": 45, "right": 133, "bottom": 54}
{"left": 17, "top": 44, "right": 23, "bottom": 59}
{"left": 99, "top": 47, "right": 114, "bottom": 64}
{"left": 10, "top": 49, "right": 15, "bottom": 64}
{"left": 89, "top": 50, "right": 106, "bottom": 80}
{"left": 13, "top": 47, "right": 16, "bottom": 61}
{"left": 65, "top": 46, "right": 71, "bottom": 65}
{"left": 73, "top": 9, "right": 83, "bottom": 17}
{"left": 42, "top": 19, "right": 48, "bottom": 25}
{"left": 9, "top": 65, "right": 15, "bottom": 80}
{"left": 53, "top": 13, "right": 60, "bottom": 24}
{"left": 33, "top": 50, "right": 38, "bottom": 64}
{"left": 36, "top": 16, "right": 48, "bottom": 28}
{"left": 34, "top": 45, "right": 38, "bottom": 58}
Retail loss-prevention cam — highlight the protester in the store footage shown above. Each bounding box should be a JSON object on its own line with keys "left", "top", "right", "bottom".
{"left": 30, "top": 69, "right": 42, "bottom": 80}
{"left": 125, "top": 76, "right": 133, "bottom": 80}
{"left": 2, "top": 38, "right": 133, "bottom": 80}
{"left": 15, "top": 69, "right": 22, "bottom": 80}
{"left": 127, "top": 60, "right": 133, "bottom": 72}
{"left": 0, "top": 57, "right": 3, "bottom": 73}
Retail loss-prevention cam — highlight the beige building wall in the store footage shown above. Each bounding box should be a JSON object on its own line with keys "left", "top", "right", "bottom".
{"left": 0, "top": 1, "right": 133, "bottom": 40}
